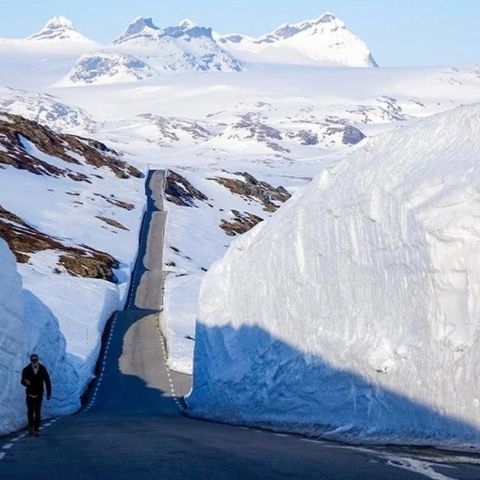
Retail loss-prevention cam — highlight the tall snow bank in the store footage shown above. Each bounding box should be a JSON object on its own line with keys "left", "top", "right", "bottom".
{"left": 188, "top": 103, "right": 480, "bottom": 448}
{"left": 0, "top": 239, "right": 77, "bottom": 434}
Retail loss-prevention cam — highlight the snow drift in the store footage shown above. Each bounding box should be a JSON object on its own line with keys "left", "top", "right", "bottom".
{"left": 188, "top": 103, "right": 480, "bottom": 448}
{"left": 0, "top": 239, "right": 77, "bottom": 435}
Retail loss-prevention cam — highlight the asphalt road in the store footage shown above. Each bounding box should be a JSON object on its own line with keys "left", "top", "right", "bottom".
{"left": 1, "top": 170, "right": 480, "bottom": 479}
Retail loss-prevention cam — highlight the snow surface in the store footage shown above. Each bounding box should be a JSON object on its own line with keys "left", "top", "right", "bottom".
{"left": 61, "top": 17, "right": 244, "bottom": 85}
{"left": 2, "top": 14, "right": 480, "bottom": 441}
{"left": 23, "top": 61, "right": 479, "bottom": 380}
{"left": 63, "top": 52, "right": 155, "bottom": 86}
{"left": 216, "top": 12, "right": 377, "bottom": 67}
{"left": 188, "top": 103, "right": 480, "bottom": 449}
{"left": 26, "top": 16, "right": 98, "bottom": 45}
{"left": 0, "top": 239, "right": 78, "bottom": 435}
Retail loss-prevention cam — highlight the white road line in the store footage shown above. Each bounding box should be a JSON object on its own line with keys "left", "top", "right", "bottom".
{"left": 300, "top": 438, "right": 323, "bottom": 445}
{"left": 84, "top": 313, "right": 119, "bottom": 412}
{"left": 3, "top": 443, "right": 13, "bottom": 450}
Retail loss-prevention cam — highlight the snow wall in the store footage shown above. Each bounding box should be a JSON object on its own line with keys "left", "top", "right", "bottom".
{"left": 0, "top": 239, "right": 78, "bottom": 434}
{"left": 188, "top": 104, "right": 480, "bottom": 448}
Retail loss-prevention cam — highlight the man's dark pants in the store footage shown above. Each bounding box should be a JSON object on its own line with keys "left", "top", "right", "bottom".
{"left": 26, "top": 395, "right": 42, "bottom": 431}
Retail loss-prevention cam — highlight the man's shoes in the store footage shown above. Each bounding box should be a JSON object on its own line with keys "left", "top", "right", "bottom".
{"left": 28, "top": 427, "right": 34, "bottom": 436}
{"left": 34, "top": 430, "right": 40, "bottom": 437}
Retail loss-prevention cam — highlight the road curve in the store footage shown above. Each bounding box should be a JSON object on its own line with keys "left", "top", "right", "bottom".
{"left": 1, "top": 171, "right": 479, "bottom": 479}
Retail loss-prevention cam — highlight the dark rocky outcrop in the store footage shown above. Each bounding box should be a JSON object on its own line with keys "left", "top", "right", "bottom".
{"left": 0, "top": 113, "right": 142, "bottom": 180}
{"left": 220, "top": 210, "right": 263, "bottom": 236}
{"left": 210, "top": 172, "right": 291, "bottom": 212}
{"left": 96, "top": 215, "right": 129, "bottom": 231}
{"left": 0, "top": 204, "right": 119, "bottom": 282}
{"left": 286, "top": 130, "right": 319, "bottom": 145}
{"left": 342, "top": 125, "right": 366, "bottom": 145}
{"left": 165, "top": 170, "right": 208, "bottom": 207}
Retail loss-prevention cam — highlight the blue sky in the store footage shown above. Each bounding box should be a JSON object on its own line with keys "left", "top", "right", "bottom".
{"left": 0, "top": 0, "right": 478, "bottom": 67}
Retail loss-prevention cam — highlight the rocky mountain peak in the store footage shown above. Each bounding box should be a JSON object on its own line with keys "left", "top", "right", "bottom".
{"left": 113, "top": 16, "right": 160, "bottom": 44}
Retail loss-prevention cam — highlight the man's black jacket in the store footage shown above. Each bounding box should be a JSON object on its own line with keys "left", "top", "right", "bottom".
{"left": 21, "top": 364, "right": 52, "bottom": 398}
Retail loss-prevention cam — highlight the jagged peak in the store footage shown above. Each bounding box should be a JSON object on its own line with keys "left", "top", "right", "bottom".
{"left": 178, "top": 19, "right": 196, "bottom": 29}
{"left": 113, "top": 16, "right": 160, "bottom": 44}
{"left": 44, "top": 16, "right": 74, "bottom": 30}
{"left": 27, "top": 15, "right": 95, "bottom": 42}
{"left": 164, "top": 20, "right": 213, "bottom": 39}
{"left": 126, "top": 16, "right": 159, "bottom": 33}
{"left": 256, "top": 11, "right": 346, "bottom": 44}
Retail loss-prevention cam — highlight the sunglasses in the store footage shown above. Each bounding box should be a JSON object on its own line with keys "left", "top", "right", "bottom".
{"left": 31, "top": 358, "right": 39, "bottom": 362}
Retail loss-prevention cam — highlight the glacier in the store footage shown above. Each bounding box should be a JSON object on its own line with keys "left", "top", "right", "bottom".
{"left": 188, "top": 103, "right": 480, "bottom": 449}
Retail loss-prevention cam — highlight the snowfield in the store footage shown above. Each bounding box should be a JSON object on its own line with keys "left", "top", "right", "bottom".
{"left": 0, "top": 239, "right": 78, "bottom": 434}
{"left": 188, "top": 103, "right": 480, "bottom": 449}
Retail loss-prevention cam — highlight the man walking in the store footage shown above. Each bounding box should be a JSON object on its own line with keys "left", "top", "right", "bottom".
{"left": 21, "top": 354, "right": 51, "bottom": 436}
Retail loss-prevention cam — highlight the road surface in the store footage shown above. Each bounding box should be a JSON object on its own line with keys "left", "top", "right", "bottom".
{"left": 1, "top": 170, "right": 479, "bottom": 479}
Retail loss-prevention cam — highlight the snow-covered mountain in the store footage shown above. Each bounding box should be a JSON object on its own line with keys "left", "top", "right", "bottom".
{"left": 188, "top": 103, "right": 480, "bottom": 448}
{"left": 64, "top": 17, "right": 244, "bottom": 85}
{"left": 113, "top": 16, "right": 161, "bottom": 44}
{"left": 113, "top": 18, "right": 244, "bottom": 73}
{"left": 26, "top": 16, "right": 97, "bottom": 46}
{"left": 65, "top": 52, "right": 155, "bottom": 85}
{"left": 113, "top": 17, "right": 244, "bottom": 73}
{"left": 216, "top": 12, "right": 377, "bottom": 67}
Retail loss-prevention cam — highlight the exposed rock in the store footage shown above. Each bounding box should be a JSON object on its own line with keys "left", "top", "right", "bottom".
{"left": 165, "top": 170, "right": 208, "bottom": 207}
{"left": 93, "top": 193, "right": 135, "bottom": 210}
{"left": 342, "top": 125, "right": 366, "bottom": 145}
{"left": 225, "top": 113, "right": 290, "bottom": 153}
{"left": 210, "top": 171, "right": 291, "bottom": 212}
{"left": 220, "top": 210, "right": 263, "bottom": 236}
{"left": 286, "top": 129, "right": 319, "bottom": 145}
{"left": 138, "top": 114, "right": 213, "bottom": 144}
{"left": 95, "top": 216, "right": 129, "bottom": 231}
{"left": 0, "top": 204, "right": 118, "bottom": 282}
{"left": 68, "top": 53, "right": 155, "bottom": 85}
{"left": 0, "top": 113, "right": 142, "bottom": 180}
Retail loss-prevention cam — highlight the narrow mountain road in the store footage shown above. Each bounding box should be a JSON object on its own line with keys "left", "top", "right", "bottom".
{"left": 1, "top": 171, "right": 479, "bottom": 479}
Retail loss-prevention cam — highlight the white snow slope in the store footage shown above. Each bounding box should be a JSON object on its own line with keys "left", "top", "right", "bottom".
{"left": 216, "top": 12, "right": 377, "bottom": 67}
{"left": 0, "top": 239, "right": 78, "bottom": 435}
{"left": 188, "top": 103, "right": 480, "bottom": 449}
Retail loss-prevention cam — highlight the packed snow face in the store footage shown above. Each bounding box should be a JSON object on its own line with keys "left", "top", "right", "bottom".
{"left": 216, "top": 12, "right": 377, "bottom": 67}
{"left": 188, "top": 104, "right": 480, "bottom": 449}
{"left": 0, "top": 239, "right": 78, "bottom": 435}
